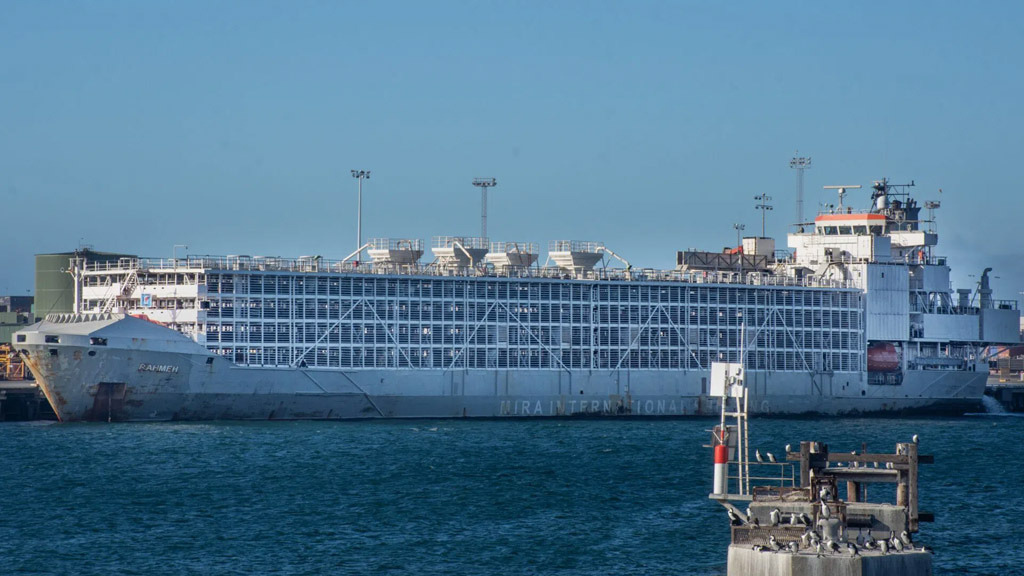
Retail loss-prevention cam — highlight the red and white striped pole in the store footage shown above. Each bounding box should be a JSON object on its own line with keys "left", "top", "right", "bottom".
{"left": 713, "top": 443, "right": 729, "bottom": 495}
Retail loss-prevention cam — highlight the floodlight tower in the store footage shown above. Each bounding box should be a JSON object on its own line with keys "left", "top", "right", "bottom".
{"left": 472, "top": 178, "right": 497, "bottom": 239}
{"left": 754, "top": 194, "right": 773, "bottom": 238}
{"left": 790, "top": 154, "right": 811, "bottom": 226}
{"left": 733, "top": 223, "right": 745, "bottom": 274}
{"left": 351, "top": 169, "right": 371, "bottom": 262}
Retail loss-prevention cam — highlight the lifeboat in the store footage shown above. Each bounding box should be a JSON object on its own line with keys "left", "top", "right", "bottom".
{"left": 867, "top": 342, "right": 900, "bottom": 372}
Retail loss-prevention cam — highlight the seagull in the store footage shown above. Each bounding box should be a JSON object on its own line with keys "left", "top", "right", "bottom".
{"left": 921, "top": 546, "right": 934, "bottom": 554}
{"left": 751, "top": 517, "right": 760, "bottom": 528}
{"left": 893, "top": 537, "right": 905, "bottom": 553}
{"left": 727, "top": 508, "right": 743, "bottom": 526}
{"left": 746, "top": 506, "right": 753, "bottom": 519}
{"left": 801, "top": 530, "right": 811, "bottom": 548}
{"left": 912, "top": 434, "right": 919, "bottom": 444}
{"left": 799, "top": 512, "right": 812, "bottom": 525}
{"left": 767, "top": 452, "right": 778, "bottom": 463}
{"left": 826, "top": 539, "right": 840, "bottom": 554}
{"left": 788, "top": 541, "right": 800, "bottom": 553}
{"left": 769, "top": 508, "right": 781, "bottom": 526}
{"left": 755, "top": 449, "right": 764, "bottom": 463}
{"left": 752, "top": 544, "right": 767, "bottom": 552}
{"left": 769, "top": 535, "right": 783, "bottom": 552}
{"left": 820, "top": 501, "right": 831, "bottom": 520}
{"left": 819, "top": 486, "right": 832, "bottom": 502}
{"left": 863, "top": 534, "right": 878, "bottom": 550}
{"left": 880, "top": 539, "right": 889, "bottom": 555}
{"left": 785, "top": 443, "right": 792, "bottom": 453}
{"left": 873, "top": 461, "right": 879, "bottom": 469}
{"left": 815, "top": 541, "right": 824, "bottom": 557}
{"left": 900, "top": 530, "right": 914, "bottom": 547}
{"left": 847, "top": 542, "right": 860, "bottom": 556}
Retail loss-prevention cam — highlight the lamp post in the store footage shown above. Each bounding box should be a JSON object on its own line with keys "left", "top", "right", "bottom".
{"left": 789, "top": 155, "right": 811, "bottom": 226}
{"left": 472, "top": 178, "right": 497, "bottom": 239}
{"left": 351, "top": 170, "right": 371, "bottom": 263}
{"left": 173, "top": 244, "right": 188, "bottom": 266}
{"left": 733, "top": 223, "right": 745, "bottom": 276}
{"left": 754, "top": 194, "right": 773, "bottom": 238}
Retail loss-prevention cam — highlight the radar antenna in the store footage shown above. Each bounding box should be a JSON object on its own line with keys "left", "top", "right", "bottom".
{"left": 823, "top": 185, "right": 862, "bottom": 212}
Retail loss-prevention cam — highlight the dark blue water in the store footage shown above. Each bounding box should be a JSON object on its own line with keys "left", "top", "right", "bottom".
{"left": 2, "top": 415, "right": 1021, "bottom": 575}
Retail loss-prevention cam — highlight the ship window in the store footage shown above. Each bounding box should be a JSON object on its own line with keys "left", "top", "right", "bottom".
{"left": 838, "top": 226, "right": 853, "bottom": 235}
{"left": 853, "top": 226, "right": 868, "bottom": 235}
{"left": 45, "top": 335, "right": 59, "bottom": 343}
{"left": 16, "top": 334, "right": 25, "bottom": 343}
{"left": 869, "top": 225, "right": 883, "bottom": 235}
{"left": 823, "top": 226, "right": 838, "bottom": 235}
{"left": 90, "top": 337, "right": 108, "bottom": 346}
{"left": 49, "top": 348, "right": 59, "bottom": 356}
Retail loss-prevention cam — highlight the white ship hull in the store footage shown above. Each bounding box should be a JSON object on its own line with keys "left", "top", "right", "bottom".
{"left": 18, "top": 315, "right": 985, "bottom": 422}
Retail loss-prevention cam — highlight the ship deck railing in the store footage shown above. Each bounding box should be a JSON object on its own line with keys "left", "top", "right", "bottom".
{"left": 79, "top": 256, "right": 858, "bottom": 290}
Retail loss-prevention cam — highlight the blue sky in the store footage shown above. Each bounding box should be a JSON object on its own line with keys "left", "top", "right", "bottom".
{"left": 2, "top": 1, "right": 1022, "bottom": 302}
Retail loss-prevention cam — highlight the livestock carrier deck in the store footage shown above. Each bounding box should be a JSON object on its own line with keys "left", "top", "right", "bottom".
{"left": 14, "top": 178, "right": 1021, "bottom": 421}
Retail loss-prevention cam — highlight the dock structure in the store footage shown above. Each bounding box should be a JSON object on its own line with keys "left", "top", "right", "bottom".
{"left": 712, "top": 437, "right": 934, "bottom": 576}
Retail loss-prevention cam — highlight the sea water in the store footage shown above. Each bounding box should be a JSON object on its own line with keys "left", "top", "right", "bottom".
{"left": 2, "top": 415, "right": 1021, "bottom": 575}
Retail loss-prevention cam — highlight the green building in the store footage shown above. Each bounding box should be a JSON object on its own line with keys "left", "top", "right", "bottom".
{"left": 34, "top": 250, "right": 136, "bottom": 317}
{"left": 0, "top": 296, "right": 34, "bottom": 344}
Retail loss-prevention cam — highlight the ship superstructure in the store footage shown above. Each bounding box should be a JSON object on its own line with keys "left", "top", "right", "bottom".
{"left": 14, "top": 178, "right": 1020, "bottom": 421}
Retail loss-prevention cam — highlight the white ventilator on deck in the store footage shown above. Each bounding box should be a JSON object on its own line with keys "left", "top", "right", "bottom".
{"left": 432, "top": 236, "right": 489, "bottom": 269}
{"left": 548, "top": 241, "right": 604, "bottom": 278}
{"left": 367, "top": 238, "right": 424, "bottom": 273}
{"left": 485, "top": 242, "right": 538, "bottom": 271}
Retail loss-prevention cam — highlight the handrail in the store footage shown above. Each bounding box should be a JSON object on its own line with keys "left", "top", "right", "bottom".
{"left": 77, "top": 255, "right": 861, "bottom": 289}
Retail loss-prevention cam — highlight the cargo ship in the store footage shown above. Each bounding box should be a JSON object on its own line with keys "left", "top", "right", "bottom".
{"left": 14, "top": 178, "right": 1020, "bottom": 421}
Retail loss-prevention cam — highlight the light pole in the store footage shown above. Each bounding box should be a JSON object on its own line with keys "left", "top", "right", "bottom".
{"left": 789, "top": 155, "right": 811, "bottom": 226}
{"left": 733, "top": 223, "right": 745, "bottom": 275}
{"left": 754, "top": 194, "right": 773, "bottom": 238}
{"left": 173, "top": 244, "right": 188, "bottom": 265}
{"left": 351, "top": 170, "right": 371, "bottom": 263}
{"left": 472, "top": 178, "right": 497, "bottom": 239}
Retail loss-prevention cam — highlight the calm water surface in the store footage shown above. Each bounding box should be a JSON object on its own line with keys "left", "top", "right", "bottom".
{"left": 2, "top": 415, "right": 1021, "bottom": 575}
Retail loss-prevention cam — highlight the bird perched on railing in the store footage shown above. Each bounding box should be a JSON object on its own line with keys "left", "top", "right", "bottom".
{"left": 727, "top": 508, "right": 743, "bottom": 526}
{"left": 755, "top": 449, "right": 764, "bottom": 463}
{"left": 767, "top": 452, "right": 778, "bottom": 463}
{"left": 769, "top": 508, "right": 782, "bottom": 526}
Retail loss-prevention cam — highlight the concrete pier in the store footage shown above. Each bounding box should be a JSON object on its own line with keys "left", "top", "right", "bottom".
{"left": 728, "top": 546, "right": 931, "bottom": 576}
{"left": 712, "top": 440, "right": 934, "bottom": 576}
{"left": 0, "top": 381, "right": 56, "bottom": 421}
